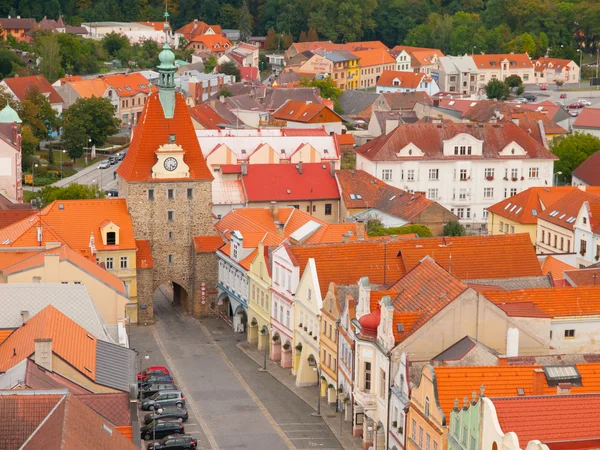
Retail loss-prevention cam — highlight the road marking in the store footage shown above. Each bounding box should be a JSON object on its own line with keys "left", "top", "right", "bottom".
{"left": 197, "top": 321, "right": 296, "bottom": 450}
{"left": 150, "top": 326, "right": 219, "bottom": 450}
{"left": 278, "top": 423, "right": 327, "bottom": 426}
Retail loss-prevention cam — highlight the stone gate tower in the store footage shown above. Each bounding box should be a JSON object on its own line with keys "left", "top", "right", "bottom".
{"left": 117, "top": 24, "right": 218, "bottom": 323}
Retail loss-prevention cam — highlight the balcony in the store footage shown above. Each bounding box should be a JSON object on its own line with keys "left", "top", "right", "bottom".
{"left": 354, "top": 388, "right": 377, "bottom": 409}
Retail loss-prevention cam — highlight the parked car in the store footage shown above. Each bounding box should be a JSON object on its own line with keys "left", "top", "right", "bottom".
{"left": 514, "top": 98, "right": 528, "bottom": 103}
{"left": 567, "top": 103, "right": 584, "bottom": 109}
{"left": 138, "top": 366, "right": 170, "bottom": 381}
{"left": 140, "top": 384, "right": 178, "bottom": 400}
{"left": 147, "top": 435, "right": 197, "bottom": 450}
{"left": 98, "top": 160, "right": 111, "bottom": 169}
{"left": 141, "top": 391, "right": 186, "bottom": 410}
{"left": 143, "top": 407, "right": 189, "bottom": 425}
{"left": 523, "top": 94, "right": 537, "bottom": 102}
{"left": 140, "top": 375, "right": 175, "bottom": 388}
{"left": 108, "top": 156, "right": 118, "bottom": 165}
{"left": 568, "top": 110, "right": 580, "bottom": 117}
{"left": 140, "top": 420, "right": 185, "bottom": 440}
{"left": 104, "top": 189, "right": 118, "bottom": 197}
{"left": 116, "top": 152, "right": 126, "bottom": 161}
{"left": 578, "top": 99, "right": 592, "bottom": 106}
{"left": 560, "top": 93, "right": 567, "bottom": 99}
{"left": 540, "top": 85, "right": 547, "bottom": 90}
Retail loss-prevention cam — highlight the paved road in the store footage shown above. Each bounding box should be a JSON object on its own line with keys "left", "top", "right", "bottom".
{"left": 524, "top": 85, "right": 600, "bottom": 106}
{"left": 130, "top": 290, "right": 342, "bottom": 450}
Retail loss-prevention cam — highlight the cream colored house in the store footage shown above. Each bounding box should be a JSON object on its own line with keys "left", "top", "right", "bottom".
{"left": 247, "top": 243, "right": 274, "bottom": 355}
{"left": 319, "top": 283, "right": 340, "bottom": 405}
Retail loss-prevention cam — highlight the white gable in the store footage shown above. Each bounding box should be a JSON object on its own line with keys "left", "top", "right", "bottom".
{"left": 498, "top": 141, "right": 527, "bottom": 156}
{"left": 396, "top": 143, "right": 425, "bottom": 158}
{"left": 443, "top": 133, "right": 484, "bottom": 156}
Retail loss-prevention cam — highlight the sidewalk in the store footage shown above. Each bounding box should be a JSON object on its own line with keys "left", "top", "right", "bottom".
{"left": 237, "top": 342, "right": 362, "bottom": 450}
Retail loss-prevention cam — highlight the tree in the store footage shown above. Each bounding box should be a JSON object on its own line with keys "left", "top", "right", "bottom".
{"left": 309, "top": 0, "right": 377, "bottom": 43}
{"left": 443, "top": 221, "right": 466, "bottom": 236}
{"left": 102, "top": 32, "right": 130, "bottom": 58}
{"left": 204, "top": 55, "right": 218, "bottom": 73}
{"left": 299, "top": 77, "right": 342, "bottom": 102}
{"left": 0, "top": 48, "right": 23, "bottom": 78}
{"left": 505, "top": 74, "right": 523, "bottom": 89}
{"left": 485, "top": 79, "right": 510, "bottom": 100}
{"left": 62, "top": 97, "right": 120, "bottom": 162}
{"left": 217, "top": 87, "right": 233, "bottom": 98}
{"left": 37, "top": 35, "right": 63, "bottom": 83}
{"left": 551, "top": 133, "right": 600, "bottom": 182}
{"left": 36, "top": 183, "right": 105, "bottom": 207}
{"left": 282, "top": 32, "right": 293, "bottom": 49}
{"left": 18, "top": 86, "right": 60, "bottom": 139}
{"left": 20, "top": 125, "right": 39, "bottom": 168}
{"left": 299, "top": 31, "right": 307, "bottom": 42}
{"left": 307, "top": 27, "right": 318, "bottom": 42}
{"left": 220, "top": 4, "right": 240, "bottom": 29}
{"left": 265, "top": 28, "right": 278, "bottom": 50}
{"left": 218, "top": 61, "right": 242, "bottom": 81}
{"left": 239, "top": 0, "right": 252, "bottom": 42}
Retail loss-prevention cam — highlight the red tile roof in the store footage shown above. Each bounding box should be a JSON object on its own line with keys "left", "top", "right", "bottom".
{"left": 382, "top": 92, "right": 432, "bottom": 111}
{"left": 0, "top": 209, "right": 35, "bottom": 228}
{"left": 336, "top": 133, "right": 355, "bottom": 146}
{"left": 496, "top": 301, "right": 551, "bottom": 318}
{"left": 76, "top": 392, "right": 131, "bottom": 426}
{"left": 2, "top": 75, "right": 62, "bottom": 104}
{"left": 231, "top": 163, "right": 339, "bottom": 202}
{"left": 189, "top": 34, "right": 232, "bottom": 52}
{"left": 573, "top": 107, "right": 600, "bottom": 129}
{"left": 272, "top": 100, "right": 342, "bottom": 123}
{"left": 376, "top": 70, "right": 425, "bottom": 89}
{"left": 355, "top": 121, "right": 556, "bottom": 162}
{"left": 391, "top": 46, "right": 444, "bottom": 66}
{"left": 189, "top": 103, "right": 228, "bottom": 129}
{"left": 483, "top": 286, "right": 600, "bottom": 318}
{"left": 100, "top": 73, "right": 156, "bottom": 98}
{"left": 564, "top": 268, "right": 600, "bottom": 287}
{"left": 290, "top": 41, "right": 388, "bottom": 55}
{"left": 537, "top": 189, "right": 600, "bottom": 231}
{"left": 351, "top": 49, "right": 396, "bottom": 67}
{"left": 135, "top": 21, "right": 171, "bottom": 31}
{"left": 540, "top": 255, "right": 575, "bottom": 282}
{"left": 282, "top": 128, "right": 329, "bottom": 136}
{"left": 117, "top": 92, "right": 213, "bottom": 182}
{"left": 534, "top": 57, "right": 574, "bottom": 71}
{"left": 336, "top": 169, "right": 453, "bottom": 222}
{"left": 176, "top": 21, "right": 223, "bottom": 40}
{"left": 194, "top": 235, "right": 225, "bottom": 253}
{"left": 487, "top": 187, "right": 579, "bottom": 224}
{"left": 472, "top": 53, "right": 533, "bottom": 70}
{"left": 573, "top": 151, "right": 600, "bottom": 186}
{"left": 0, "top": 305, "right": 98, "bottom": 379}
{"left": 492, "top": 394, "right": 600, "bottom": 446}
{"left": 135, "top": 239, "right": 153, "bottom": 269}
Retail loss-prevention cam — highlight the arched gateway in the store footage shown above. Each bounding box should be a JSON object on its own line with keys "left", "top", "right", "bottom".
{"left": 117, "top": 29, "right": 219, "bottom": 323}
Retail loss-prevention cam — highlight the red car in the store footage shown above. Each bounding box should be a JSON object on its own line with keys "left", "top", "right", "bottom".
{"left": 567, "top": 103, "right": 584, "bottom": 109}
{"left": 540, "top": 85, "right": 547, "bottom": 90}
{"left": 560, "top": 93, "right": 567, "bottom": 99}
{"left": 137, "top": 366, "right": 169, "bottom": 381}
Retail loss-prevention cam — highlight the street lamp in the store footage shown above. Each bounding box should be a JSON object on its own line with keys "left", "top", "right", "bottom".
{"left": 59, "top": 150, "right": 66, "bottom": 179}
{"left": 577, "top": 49, "right": 583, "bottom": 89}
{"left": 86, "top": 138, "right": 92, "bottom": 164}
{"left": 308, "top": 357, "right": 321, "bottom": 417}
{"left": 31, "top": 162, "right": 38, "bottom": 192}
{"left": 472, "top": 45, "right": 476, "bottom": 56}
{"left": 152, "top": 405, "right": 164, "bottom": 444}
{"left": 554, "top": 171, "right": 562, "bottom": 186}
{"left": 258, "top": 326, "right": 269, "bottom": 372}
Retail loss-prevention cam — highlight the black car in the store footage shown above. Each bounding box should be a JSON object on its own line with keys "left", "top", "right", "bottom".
{"left": 147, "top": 435, "right": 197, "bottom": 450}
{"left": 144, "top": 407, "right": 189, "bottom": 425}
{"left": 140, "top": 420, "right": 184, "bottom": 440}
{"left": 140, "top": 375, "right": 174, "bottom": 388}
{"left": 116, "top": 152, "right": 126, "bottom": 161}
{"left": 108, "top": 156, "right": 118, "bottom": 165}
{"left": 523, "top": 93, "right": 537, "bottom": 102}
{"left": 140, "top": 383, "right": 178, "bottom": 399}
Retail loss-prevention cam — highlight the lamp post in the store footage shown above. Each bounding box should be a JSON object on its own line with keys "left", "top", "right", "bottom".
{"left": 31, "top": 162, "right": 38, "bottom": 192}
{"left": 152, "top": 405, "right": 164, "bottom": 444}
{"left": 308, "top": 357, "right": 321, "bottom": 417}
{"left": 554, "top": 171, "right": 562, "bottom": 186}
{"left": 258, "top": 326, "right": 269, "bottom": 372}
{"left": 86, "top": 138, "right": 92, "bottom": 165}
{"left": 472, "top": 45, "right": 476, "bottom": 56}
{"left": 577, "top": 49, "right": 582, "bottom": 89}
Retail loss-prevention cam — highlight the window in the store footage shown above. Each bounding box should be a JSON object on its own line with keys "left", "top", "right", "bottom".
{"left": 187, "top": 188, "right": 193, "bottom": 199}
{"left": 434, "top": 443, "right": 438, "bottom": 450}
{"left": 483, "top": 208, "right": 488, "bottom": 220}
{"left": 105, "top": 257, "right": 114, "bottom": 269}
{"left": 457, "top": 208, "right": 464, "bottom": 219}
{"left": 120, "top": 256, "right": 128, "bottom": 269}
{"left": 364, "top": 362, "right": 371, "bottom": 391}
{"left": 510, "top": 225, "right": 514, "bottom": 234}
{"left": 325, "top": 204, "right": 332, "bottom": 215}
{"left": 460, "top": 169, "right": 468, "bottom": 180}
{"left": 466, "top": 208, "right": 471, "bottom": 219}
{"left": 511, "top": 168, "right": 518, "bottom": 179}
{"left": 382, "top": 169, "right": 392, "bottom": 181}
{"left": 541, "top": 230, "right": 545, "bottom": 242}
{"left": 484, "top": 168, "right": 494, "bottom": 179}
{"left": 470, "top": 436, "right": 476, "bottom": 450}
{"left": 510, "top": 188, "right": 517, "bottom": 196}
{"left": 484, "top": 187, "right": 494, "bottom": 198}
{"left": 168, "top": 255, "right": 174, "bottom": 264}
{"left": 459, "top": 189, "right": 467, "bottom": 200}
{"left": 424, "top": 396, "right": 430, "bottom": 417}
{"left": 529, "top": 167, "right": 539, "bottom": 178}
{"left": 419, "top": 426, "right": 423, "bottom": 448}
{"left": 106, "top": 232, "right": 116, "bottom": 245}
{"left": 581, "top": 239, "right": 587, "bottom": 255}
{"left": 148, "top": 189, "right": 154, "bottom": 200}
{"left": 462, "top": 426, "right": 467, "bottom": 445}
{"left": 168, "top": 211, "right": 174, "bottom": 221}
{"left": 407, "top": 170, "right": 415, "bottom": 181}
{"left": 426, "top": 434, "right": 431, "bottom": 450}
{"left": 427, "top": 189, "right": 438, "bottom": 200}
{"left": 564, "top": 329, "right": 575, "bottom": 338}
{"left": 379, "top": 369, "right": 386, "bottom": 397}
{"left": 505, "top": 223, "right": 509, "bottom": 233}
{"left": 411, "top": 420, "right": 416, "bottom": 441}
{"left": 429, "top": 169, "right": 439, "bottom": 180}
{"left": 583, "top": 217, "right": 588, "bottom": 225}
{"left": 169, "top": 231, "right": 174, "bottom": 240}
{"left": 168, "top": 189, "right": 174, "bottom": 200}
{"left": 560, "top": 237, "right": 564, "bottom": 251}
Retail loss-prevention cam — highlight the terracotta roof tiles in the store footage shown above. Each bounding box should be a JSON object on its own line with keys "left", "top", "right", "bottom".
{"left": 573, "top": 107, "right": 600, "bottom": 129}
{"left": 537, "top": 189, "right": 600, "bottom": 231}
{"left": 573, "top": 151, "right": 600, "bottom": 185}
{"left": 376, "top": 70, "right": 426, "bottom": 89}
{"left": 193, "top": 236, "right": 225, "bottom": 253}
{"left": 534, "top": 57, "right": 573, "bottom": 70}
{"left": 2, "top": 75, "right": 62, "bottom": 104}
{"left": 540, "top": 255, "right": 575, "bottom": 282}
{"left": 272, "top": 100, "right": 341, "bottom": 123}
{"left": 472, "top": 53, "right": 533, "bottom": 70}
{"left": 0, "top": 209, "right": 35, "bottom": 228}
{"left": 351, "top": 49, "right": 396, "bottom": 67}
{"left": 564, "top": 268, "right": 600, "bottom": 287}
{"left": 100, "top": 73, "right": 156, "bottom": 98}
{"left": 189, "top": 34, "right": 232, "bottom": 52}
{"left": 189, "top": 103, "right": 228, "bottom": 129}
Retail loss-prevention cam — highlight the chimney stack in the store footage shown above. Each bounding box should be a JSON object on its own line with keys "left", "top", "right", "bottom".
{"left": 297, "top": 161, "right": 303, "bottom": 174}
{"left": 34, "top": 338, "right": 53, "bottom": 372}
{"left": 270, "top": 201, "right": 279, "bottom": 220}
{"left": 329, "top": 160, "right": 335, "bottom": 178}
{"left": 274, "top": 221, "right": 285, "bottom": 236}
{"left": 20, "top": 311, "right": 29, "bottom": 324}
{"left": 342, "top": 233, "right": 350, "bottom": 244}
{"left": 533, "top": 368, "right": 545, "bottom": 395}
{"left": 241, "top": 161, "right": 248, "bottom": 176}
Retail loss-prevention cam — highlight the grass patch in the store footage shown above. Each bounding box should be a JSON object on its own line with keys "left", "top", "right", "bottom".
{"left": 341, "top": 152, "right": 356, "bottom": 170}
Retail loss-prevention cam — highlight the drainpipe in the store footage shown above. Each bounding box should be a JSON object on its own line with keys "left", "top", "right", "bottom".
{"left": 386, "top": 352, "right": 392, "bottom": 450}
{"left": 336, "top": 318, "right": 340, "bottom": 412}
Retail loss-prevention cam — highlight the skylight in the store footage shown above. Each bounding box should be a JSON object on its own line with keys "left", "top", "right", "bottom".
{"left": 543, "top": 365, "right": 582, "bottom": 386}
{"left": 504, "top": 203, "right": 512, "bottom": 210}
{"left": 448, "top": 101, "right": 455, "bottom": 106}
{"left": 516, "top": 207, "right": 523, "bottom": 214}
{"left": 559, "top": 214, "right": 566, "bottom": 220}
{"left": 356, "top": 194, "right": 363, "bottom": 199}
{"left": 510, "top": 205, "right": 517, "bottom": 212}
{"left": 549, "top": 210, "right": 559, "bottom": 217}
{"left": 531, "top": 209, "right": 537, "bottom": 216}
{"left": 350, "top": 194, "right": 356, "bottom": 200}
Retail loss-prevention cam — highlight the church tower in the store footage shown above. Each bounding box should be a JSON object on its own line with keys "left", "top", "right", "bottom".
{"left": 117, "top": 14, "right": 217, "bottom": 323}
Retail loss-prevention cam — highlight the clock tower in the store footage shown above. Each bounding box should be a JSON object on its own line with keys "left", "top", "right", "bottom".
{"left": 116, "top": 15, "right": 218, "bottom": 323}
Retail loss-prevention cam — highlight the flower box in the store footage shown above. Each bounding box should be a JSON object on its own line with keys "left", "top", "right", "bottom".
{"left": 486, "top": 176, "right": 494, "bottom": 181}
{"left": 512, "top": 177, "right": 518, "bottom": 182}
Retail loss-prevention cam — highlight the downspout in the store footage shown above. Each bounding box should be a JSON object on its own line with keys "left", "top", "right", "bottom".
{"left": 336, "top": 318, "right": 340, "bottom": 412}
{"left": 386, "top": 352, "right": 392, "bottom": 450}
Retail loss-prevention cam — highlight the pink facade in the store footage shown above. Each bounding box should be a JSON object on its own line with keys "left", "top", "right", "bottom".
{"left": 0, "top": 123, "right": 23, "bottom": 203}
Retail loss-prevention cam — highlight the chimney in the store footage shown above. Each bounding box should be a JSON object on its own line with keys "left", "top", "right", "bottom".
{"left": 356, "top": 224, "right": 365, "bottom": 241}
{"left": 297, "top": 161, "right": 303, "bottom": 174}
{"left": 20, "top": 311, "right": 29, "bottom": 324}
{"left": 34, "top": 338, "right": 53, "bottom": 372}
{"left": 557, "top": 383, "right": 572, "bottom": 395}
{"left": 270, "top": 201, "right": 279, "bottom": 220}
{"left": 220, "top": 95, "right": 225, "bottom": 103}
{"left": 329, "top": 160, "right": 335, "bottom": 178}
{"left": 533, "top": 368, "right": 545, "bottom": 395}
{"left": 274, "top": 221, "right": 285, "bottom": 236}
{"left": 241, "top": 161, "right": 248, "bottom": 176}
{"left": 342, "top": 233, "right": 350, "bottom": 243}
{"left": 44, "top": 253, "right": 61, "bottom": 282}
{"left": 433, "top": 99, "right": 440, "bottom": 107}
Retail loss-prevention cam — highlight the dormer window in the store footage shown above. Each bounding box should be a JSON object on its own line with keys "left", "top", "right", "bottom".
{"left": 106, "top": 232, "right": 116, "bottom": 245}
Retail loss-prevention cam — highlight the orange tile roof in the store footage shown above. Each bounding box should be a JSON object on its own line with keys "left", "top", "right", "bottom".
{"left": 176, "top": 20, "right": 223, "bottom": 39}
{"left": 100, "top": 73, "right": 156, "bottom": 98}
{"left": 117, "top": 92, "right": 213, "bottom": 183}
{"left": 472, "top": 53, "right": 533, "bottom": 70}
{"left": 0, "top": 305, "right": 97, "bottom": 379}
{"left": 487, "top": 187, "right": 579, "bottom": 224}
{"left": 0, "top": 200, "right": 136, "bottom": 256}
{"left": 66, "top": 78, "right": 110, "bottom": 98}
{"left": 534, "top": 57, "right": 573, "bottom": 70}
{"left": 336, "top": 133, "right": 355, "bottom": 146}
{"left": 190, "top": 34, "right": 232, "bottom": 52}
{"left": 0, "top": 329, "right": 13, "bottom": 345}
{"left": 537, "top": 189, "right": 600, "bottom": 231}
{"left": 391, "top": 46, "right": 444, "bottom": 67}
{"left": 115, "top": 425, "right": 133, "bottom": 442}
{"left": 434, "top": 363, "right": 600, "bottom": 421}
{"left": 272, "top": 100, "right": 341, "bottom": 123}
{"left": 135, "top": 240, "right": 153, "bottom": 269}
{"left": 540, "top": 255, "right": 575, "bottom": 282}
{"left": 1, "top": 244, "right": 126, "bottom": 295}
{"left": 376, "top": 70, "right": 425, "bottom": 89}
{"left": 351, "top": 49, "right": 396, "bottom": 67}
{"left": 564, "top": 268, "right": 600, "bottom": 287}
{"left": 189, "top": 103, "right": 228, "bottom": 129}
{"left": 194, "top": 236, "right": 225, "bottom": 253}
{"left": 0, "top": 209, "right": 35, "bottom": 228}
{"left": 0, "top": 250, "right": 41, "bottom": 270}
{"left": 3, "top": 75, "right": 63, "bottom": 104}
{"left": 496, "top": 301, "right": 551, "bottom": 318}
{"left": 492, "top": 394, "right": 600, "bottom": 446}
{"left": 135, "top": 21, "right": 171, "bottom": 31}
{"left": 483, "top": 286, "right": 600, "bottom": 318}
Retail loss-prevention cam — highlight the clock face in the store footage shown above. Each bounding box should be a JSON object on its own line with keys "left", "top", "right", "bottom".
{"left": 164, "top": 157, "right": 178, "bottom": 171}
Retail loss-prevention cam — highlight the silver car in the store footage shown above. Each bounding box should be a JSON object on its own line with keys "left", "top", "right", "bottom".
{"left": 141, "top": 390, "right": 186, "bottom": 410}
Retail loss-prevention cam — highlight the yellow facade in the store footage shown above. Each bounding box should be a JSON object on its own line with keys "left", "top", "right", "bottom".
{"left": 487, "top": 212, "right": 537, "bottom": 244}
{"left": 347, "top": 60, "right": 360, "bottom": 90}
{"left": 96, "top": 249, "right": 138, "bottom": 322}
{"left": 247, "top": 243, "right": 272, "bottom": 351}
{"left": 320, "top": 285, "right": 340, "bottom": 405}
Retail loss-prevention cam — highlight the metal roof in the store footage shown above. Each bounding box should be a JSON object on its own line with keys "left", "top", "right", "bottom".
{"left": 95, "top": 339, "right": 136, "bottom": 392}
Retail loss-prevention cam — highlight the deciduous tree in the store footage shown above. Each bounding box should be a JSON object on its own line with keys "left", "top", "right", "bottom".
{"left": 485, "top": 79, "right": 510, "bottom": 100}
{"left": 36, "top": 183, "right": 105, "bottom": 207}
{"left": 552, "top": 133, "right": 600, "bottom": 182}
{"left": 443, "top": 221, "right": 466, "bottom": 236}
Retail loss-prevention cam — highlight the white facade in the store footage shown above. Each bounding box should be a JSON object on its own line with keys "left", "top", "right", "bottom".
{"left": 573, "top": 201, "right": 600, "bottom": 268}
{"left": 217, "top": 231, "right": 250, "bottom": 325}
{"left": 536, "top": 219, "right": 574, "bottom": 255}
{"left": 432, "top": 56, "right": 479, "bottom": 95}
{"left": 389, "top": 353, "right": 410, "bottom": 450}
{"left": 375, "top": 78, "right": 440, "bottom": 96}
{"left": 356, "top": 134, "right": 555, "bottom": 228}
{"left": 338, "top": 288, "right": 357, "bottom": 416}
{"left": 395, "top": 51, "right": 412, "bottom": 72}
{"left": 271, "top": 245, "right": 300, "bottom": 348}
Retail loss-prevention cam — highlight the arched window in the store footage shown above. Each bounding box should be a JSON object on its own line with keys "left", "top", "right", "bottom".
{"left": 492, "top": 442, "right": 498, "bottom": 450}
{"left": 424, "top": 397, "right": 430, "bottom": 417}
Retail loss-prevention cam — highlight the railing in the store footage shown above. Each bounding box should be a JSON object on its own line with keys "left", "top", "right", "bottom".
{"left": 354, "top": 388, "right": 377, "bottom": 408}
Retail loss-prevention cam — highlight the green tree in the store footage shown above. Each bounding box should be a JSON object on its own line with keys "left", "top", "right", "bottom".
{"left": 204, "top": 55, "right": 218, "bottom": 73}
{"left": 0, "top": 48, "right": 23, "bottom": 78}
{"left": 307, "top": 28, "right": 318, "bottom": 42}
{"left": 218, "top": 61, "right": 242, "bottom": 81}
{"left": 62, "top": 97, "right": 120, "bottom": 162}
{"left": 552, "top": 133, "right": 600, "bottom": 182}
{"left": 299, "top": 77, "right": 342, "bottom": 102}
{"left": 36, "top": 183, "right": 105, "bottom": 207}
{"left": 217, "top": 87, "right": 233, "bottom": 98}
{"left": 37, "top": 35, "right": 63, "bottom": 83}
{"left": 102, "top": 32, "right": 130, "bottom": 58}
{"left": 220, "top": 4, "right": 240, "bottom": 29}
{"left": 18, "top": 86, "right": 60, "bottom": 139}
{"left": 309, "top": 0, "right": 377, "bottom": 43}
{"left": 239, "top": 0, "right": 253, "bottom": 42}
{"left": 20, "top": 125, "right": 39, "bottom": 167}
{"left": 485, "top": 79, "right": 510, "bottom": 100}
{"left": 443, "top": 221, "right": 466, "bottom": 236}
{"left": 505, "top": 74, "right": 523, "bottom": 89}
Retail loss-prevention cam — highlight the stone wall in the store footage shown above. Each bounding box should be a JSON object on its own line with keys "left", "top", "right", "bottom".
{"left": 136, "top": 267, "right": 155, "bottom": 324}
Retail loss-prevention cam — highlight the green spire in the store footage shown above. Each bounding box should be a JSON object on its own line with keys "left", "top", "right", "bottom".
{"left": 0, "top": 103, "right": 22, "bottom": 124}
{"left": 157, "top": 0, "right": 176, "bottom": 119}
